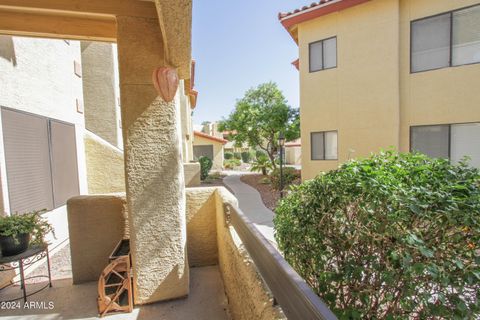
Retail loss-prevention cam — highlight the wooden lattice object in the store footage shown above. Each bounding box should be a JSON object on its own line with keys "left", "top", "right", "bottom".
{"left": 97, "top": 240, "right": 133, "bottom": 317}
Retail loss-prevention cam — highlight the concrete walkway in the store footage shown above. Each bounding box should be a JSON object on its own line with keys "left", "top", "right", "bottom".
{"left": 223, "top": 172, "right": 276, "bottom": 245}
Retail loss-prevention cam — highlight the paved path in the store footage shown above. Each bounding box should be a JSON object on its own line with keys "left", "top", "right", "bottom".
{"left": 222, "top": 172, "right": 276, "bottom": 245}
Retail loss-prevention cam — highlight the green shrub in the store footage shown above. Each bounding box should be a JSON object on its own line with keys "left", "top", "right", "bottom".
{"left": 275, "top": 151, "right": 480, "bottom": 319}
{"left": 255, "top": 150, "right": 267, "bottom": 159}
{"left": 233, "top": 152, "right": 242, "bottom": 160}
{"left": 209, "top": 172, "right": 222, "bottom": 180}
{"left": 241, "top": 151, "right": 252, "bottom": 163}
{"left": 250, "top": 155, "right": 273, "bottom": 175}
{"left": 224, "top": 158, "right": 241, "bottom": 169}
{"left": 224, "top": 152, "right": 234, "bottom": 160}
{"left": 198, "top": 156, "right": 213, "bottom": 180}
{"left": 270, "top": 167, "right": 300, "bottom": 190}
{"left": 0, "top": 210, "right": 54, "bottom": 245}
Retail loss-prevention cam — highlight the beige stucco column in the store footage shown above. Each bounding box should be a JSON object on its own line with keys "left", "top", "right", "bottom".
{"left": 116, "top": 16, "right": 189, "bottom": 304}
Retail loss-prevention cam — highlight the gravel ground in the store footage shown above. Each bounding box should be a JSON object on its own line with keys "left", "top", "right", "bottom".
{"left": 240, "top": 174, "right": 280, "bottom": 211}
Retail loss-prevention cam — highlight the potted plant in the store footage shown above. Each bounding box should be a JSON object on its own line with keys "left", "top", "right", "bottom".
{"left": 0, "top": 210, "right": 54, "bottom": 256}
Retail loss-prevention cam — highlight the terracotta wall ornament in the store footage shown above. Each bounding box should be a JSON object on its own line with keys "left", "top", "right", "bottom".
{"left": 152, "top": 67, "right": 179, "bottom": 103}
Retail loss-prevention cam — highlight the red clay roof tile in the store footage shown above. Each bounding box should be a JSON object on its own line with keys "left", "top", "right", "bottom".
{"left": 194, "top": 131, "right": 228, "bottom": 144}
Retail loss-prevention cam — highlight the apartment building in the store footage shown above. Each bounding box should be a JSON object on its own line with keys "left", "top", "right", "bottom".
{"left": 279, "top": 0, "right": 480, "bottom": 180}
{"left": 0, "top": 36, "right": 199, "bottom": 255}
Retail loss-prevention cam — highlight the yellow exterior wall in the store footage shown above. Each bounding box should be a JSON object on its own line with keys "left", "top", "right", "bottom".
{"left": 193, "top": 135, "right": 224, "bottom": 170}
{"left": 84, "top": 132, "right": 126, "bottom": 194}
{"left": 399, "top": 0, "right": 480, "bottom": 152}
{"left": 298, "top": 0, "right": 480, "bottom": 180}
{"left": 298, "top": 0, "right": 400, "bottom": 180}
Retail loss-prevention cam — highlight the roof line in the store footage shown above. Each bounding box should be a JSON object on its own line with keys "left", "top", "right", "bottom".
{"left": 194, "top": 131, "right": 228, "bottom": 144}
{"left": 279, "top": 0, "right": 371, "bottom": 30}
{"left": 279, "top": 0, "right": 342, "bottom": 21}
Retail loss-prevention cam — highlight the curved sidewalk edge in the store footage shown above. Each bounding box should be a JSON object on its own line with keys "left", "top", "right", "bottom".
{"left": 222, "top": 172, "right": 276, "bottom": 246}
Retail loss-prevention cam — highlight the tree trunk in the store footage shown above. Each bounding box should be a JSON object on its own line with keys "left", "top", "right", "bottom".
{"left": 268, "top": 151, "right": 277, "bottom": 169}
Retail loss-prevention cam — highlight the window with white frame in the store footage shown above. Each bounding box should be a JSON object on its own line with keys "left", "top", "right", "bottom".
{"left": 309, "top": 37, "right": 337, "bottom": 72}
{"left": 411, "top": 123, "right": 480, "bottom": 168}
{"left": 411, "top": 4, "right": 480, "bottom": 72}
{"left": 311, "top": 131, "right": 338, "bottom": 160}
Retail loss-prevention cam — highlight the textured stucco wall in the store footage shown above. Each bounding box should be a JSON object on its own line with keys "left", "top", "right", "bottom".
{"left": 184, "top": 162, "right": 201, "bottom": 187}
{"left": 117, "top": 15, "right": 188, "bottom": 304}
{"left": 84, "top": 131, "right": 125, "bottom": 194}
{"left": 81, "top": 41, "right": 121, "bottom": 148}
{"left": 185, "top": 188, "right": 218, "bottom": 266}
{"left": 65, "top": 186, "right": 284, "bottom": 318}
{"left": 398, "top": 0, "right": 480, "bottom": 152}
{"left": 67, "top": 194, "right": 128, "bottom": 284}
{"left": 298, "top": 0, "right": 400, "bottom": 179}
{"left": 214, "top": 188, "right": 285, "bottom": 320}
{"left": 193, "top": 135, "right": 224, "bottom": 170}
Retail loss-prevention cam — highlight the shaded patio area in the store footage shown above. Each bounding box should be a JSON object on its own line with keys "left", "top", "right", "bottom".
{"left": 0, "top": 266, "right": 229, "bottom": 320}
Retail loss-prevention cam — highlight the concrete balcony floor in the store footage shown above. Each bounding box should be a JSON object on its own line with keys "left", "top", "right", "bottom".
{"left": 0, "top": 266, "right": 230, "bottom": 320}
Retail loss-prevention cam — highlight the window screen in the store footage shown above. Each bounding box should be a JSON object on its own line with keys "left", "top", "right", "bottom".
{"left": 450, "top": 123, "right": 480, "bottom": 168}
{"left": 452, "top": 5, "right": 480, "bottom": 66}
{"left": 311, "top": 132, "right": 325, "bottom": 160}
{"left": 193, "top": 145, "right": 214, "bottom": 161}
{"left": 325, "top": 131, "right": 338, "bottom": 160}
{"left": 311, "top": 131, "right": 338, "bottom": 160}
{"left": 2, "top": 108, "right": 54, "bottom": 213}
{"left": 323, "top": 38, "right": 337, "bottom": 69}
{"left": 309, "top": 37, "right": 337, "bottom": 72}
{"left": 411, "top": 125, "right": 449, "bottom": 159}
{"left": 411, "top": 13, "right": 451, "bottom": 72}
{"left": 309, "top": 41, "right": 323, "bottom": 72}
{"left": 50, "top": 120, "right": 80, "bottom": 208}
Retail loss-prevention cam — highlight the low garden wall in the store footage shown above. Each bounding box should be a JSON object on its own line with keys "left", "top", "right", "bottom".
{"left": 67, "top": 194, "right": 128, "bottom": 284}
{"left": 67, "top": 187, "right": 284, "bottom": 319}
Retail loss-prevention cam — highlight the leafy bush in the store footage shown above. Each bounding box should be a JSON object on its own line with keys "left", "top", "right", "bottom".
{"left": 270, "top": 167, "right": 300, "bottom": 190}
{"left": 209, "top": 172, "right": 222, "bottom": 180}
{"left": 275, "top": 151, "right": 480, "bottom": 319}
{"left": 255, "top": 150, "right": 267, "bottom": 159}
{"left": 224, "top": 152, "right": 234, "bottom": 160}
{"left": 233, "top": 152, "right": 242, "bottom": 160}
{"left": 0, "top": 210, "right": 54, "bottom": 245}
{"left": 224, "top": 158, "right": 241, "bottom": 170}
{"left": 250, "top": 155, "right": 273, "bottom": 175}
{"left": 198, "top": 156, "right": 213, "bottom": 180}
{"left": 241, "top": 151, "right": 252, "bottom": 163}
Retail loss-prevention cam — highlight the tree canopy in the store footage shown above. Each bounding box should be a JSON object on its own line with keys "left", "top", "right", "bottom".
{"left": 218, "top": 82, "right": 300, "bottom": 167}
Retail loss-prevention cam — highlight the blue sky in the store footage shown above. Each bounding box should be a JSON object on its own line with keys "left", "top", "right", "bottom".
{"left": 192, "top": 0, "right": 307, "bottom": 125}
